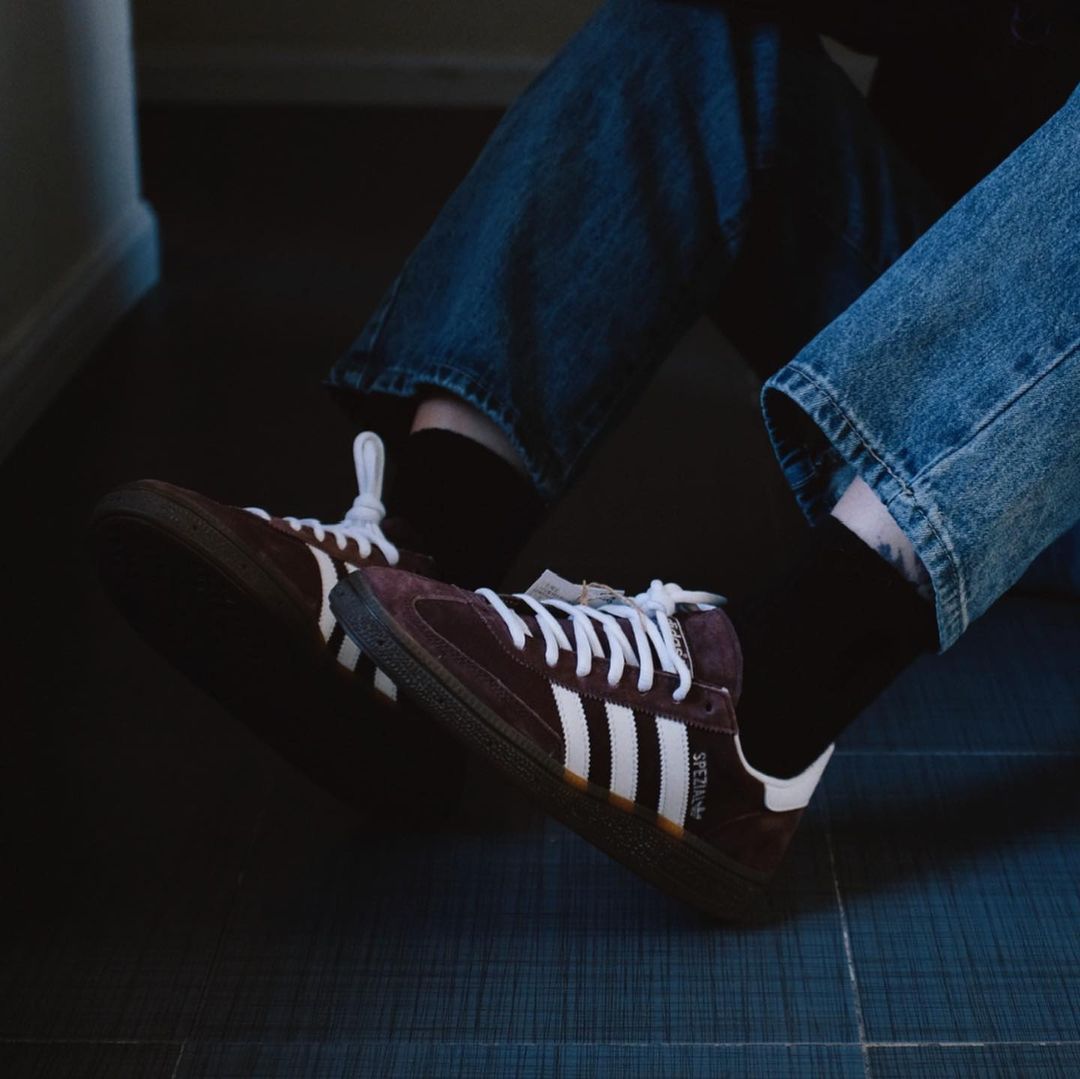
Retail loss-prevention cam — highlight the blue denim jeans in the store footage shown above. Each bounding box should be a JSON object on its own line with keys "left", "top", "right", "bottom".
{"left": 327, "top": 0, "right": 1080, "bottom": 649}
{"left": 763, "top": 85, "right": 1080, "bottom": 647}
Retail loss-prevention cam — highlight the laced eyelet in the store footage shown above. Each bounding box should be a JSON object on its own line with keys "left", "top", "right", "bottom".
{"left": 477, "top": 579, "right": 725, "bottom": 706}
{"left": 242, "top": 432, "right": 399, "bottom": 563}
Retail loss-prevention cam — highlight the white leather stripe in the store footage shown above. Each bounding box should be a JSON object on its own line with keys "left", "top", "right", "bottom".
{"left": 374, "top": 668, "right": 398, "bottom": 701}
{"left": 307, "top": 544, "right": 338, "bottom": 642}
{"left": 656, "top": 716, "right": 690, "bottom": 829}
{"left": 551, "top": 684, "right": 590, "bottom": 780}
{"left": 337, "top": 635, "right": 361, "bottom": 670}
{"left": 605, "top": 703, "right": 638, "bottom": 804}
{"left": 333, "top": 561, "right": 364, "bottom": 669}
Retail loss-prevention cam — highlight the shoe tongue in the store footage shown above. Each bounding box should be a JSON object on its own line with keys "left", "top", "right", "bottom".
{"left": 674, "top": 606, "right": 744, "bottom": 703}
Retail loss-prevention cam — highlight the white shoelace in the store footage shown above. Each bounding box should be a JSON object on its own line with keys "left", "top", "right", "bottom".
{"left": 478, "top": 580, "right": 725, "bottom": 702}
{"left": 246, "top": 431, "right": 400, "bottom": 563}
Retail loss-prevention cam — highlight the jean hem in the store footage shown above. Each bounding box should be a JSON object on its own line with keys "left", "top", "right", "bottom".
{"left": 762, "top": 363, "right": 966, "bottom": 650}
{"left": 324, "top": 356, "right": 562, "bottom": 500}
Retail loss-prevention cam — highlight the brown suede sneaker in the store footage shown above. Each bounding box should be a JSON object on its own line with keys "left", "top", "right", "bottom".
{"left": 91, "top": 432, "right": 463, "bottom": 821}
{"left": 330, "top": 567, "right": 833, "bottom": 917}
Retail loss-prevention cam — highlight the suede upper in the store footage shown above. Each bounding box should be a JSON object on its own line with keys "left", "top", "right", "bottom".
{"left": 355, "top": 567, "right": 828, "bottom": 877}
{"left": 133, "top": 479, "right": 435, "bottom": 688}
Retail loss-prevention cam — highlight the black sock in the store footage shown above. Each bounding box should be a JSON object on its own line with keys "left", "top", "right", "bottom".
{"left": 389, "top": 429, "right": 545, "bottom": 589}
{"left": 729, "top": 515, "right": 937, "bottom": 778}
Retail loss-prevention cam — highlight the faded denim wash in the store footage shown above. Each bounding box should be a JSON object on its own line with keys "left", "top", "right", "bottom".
{"left": 327, "top": 0, "right": 1079, "bottom": 649}
{"left": 764, "top": 85, "right": 1080, "bottom": 647}
{"left": 328, "top": 0, "right": 939, "bottom": 487}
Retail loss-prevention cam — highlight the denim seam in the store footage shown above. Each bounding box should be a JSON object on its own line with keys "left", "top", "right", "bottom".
{"left": 786, "top": 362, "right": 963, "bottom": 563}
{"left": 359, "top": 267, "right": 408, "bottom": 359}
{"left": 908, "top": 335, "right": 1080, "bottom": 486}
{"left": 334, "top": 358, "right": 561, "bottom": 498}
{"left": 558, "top": 282, "right": 702, "bottom": 483}
{"left": 769, "top": 362, "right": 965, "bottom": 647}
{"left": 556, "top": 216, "right": 747, "bottom": 489}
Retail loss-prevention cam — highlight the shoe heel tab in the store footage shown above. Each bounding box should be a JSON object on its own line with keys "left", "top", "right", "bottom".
{"left": 733, "top": 735, "right": 834, "bottom": 812}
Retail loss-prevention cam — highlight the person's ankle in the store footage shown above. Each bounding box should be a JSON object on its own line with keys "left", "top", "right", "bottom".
{"left": 390, "top": 427, "right": 544, "bottom": 588}
{"left": 411, "top": 394, "right": 528, "bottom": 479}
{"left": 830, "top": 476, "right": 933, "bottom": 602}
{"left": 730, "top": 511, "right": 937, "bottom": 779}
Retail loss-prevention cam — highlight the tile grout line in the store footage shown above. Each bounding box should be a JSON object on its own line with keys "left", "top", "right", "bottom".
{"left": 170, "top": 1041, "right": 187, "bottom": 1079}
{"left": 834, "top": 749, "right": 1079, "bottom": 758}
{"left": 5, "top": 1037, "right": 1080, "bottom": 1049}
{"left": 824, "top": 802, "right": 871, "bottom": 1079}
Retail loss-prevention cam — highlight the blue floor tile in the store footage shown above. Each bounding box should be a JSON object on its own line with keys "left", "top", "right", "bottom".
{"left": 868, "top": 1044, "right": 1080, "bottom": 1078}
{"left": 825, "top": 753, "right": 1080, "bottom": 1042}
{"left": 190, "top": 777, "right": 857, "bottom": 1045}
{"left": 177, "top": 1040, "right": 867, "bottom": 1079}
{"left": 842, "top": 597, "right": 1080, "bottom": 752}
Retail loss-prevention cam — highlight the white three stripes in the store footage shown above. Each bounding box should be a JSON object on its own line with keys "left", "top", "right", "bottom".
{"left": 549, "top": 685, "right": 689, "bottom": 831}
{"left": 655, "top": 716, "right": 690, "bottom": 831}
{"left": 551, "top": 683, "right": 590, "bottom": 782}
{"left": 373, "top": 669, "right": 398, "bottom": 701}
{"left": 337, "top": 633, "right": 362, "bottom": 670}
{"left": 308, "top": 544, "right": 339, "bottom": 643}
{"left": 306, "top": 544, "right": 396, "bottom": 698}
{"left": 605, "top": 703, "right": 638, "bottom": 805}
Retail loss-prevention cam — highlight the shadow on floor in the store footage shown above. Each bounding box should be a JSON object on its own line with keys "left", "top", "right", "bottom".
{"left": 1, "top": 106, "right": 1077, "bottom": 1079}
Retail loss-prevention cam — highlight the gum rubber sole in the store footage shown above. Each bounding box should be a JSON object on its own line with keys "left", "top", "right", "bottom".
{"left": 330, "top": 573, "right": 767, "bottom": 920}
{"left": 91, "top": 484, "right": 462, "bottom": 822}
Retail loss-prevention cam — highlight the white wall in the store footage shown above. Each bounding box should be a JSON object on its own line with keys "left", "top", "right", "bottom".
{"left": 0, "top": 0, "right": 159, "bottom": 459}
{"left": 133, "top": 0, "right": 598, "bottom": 105}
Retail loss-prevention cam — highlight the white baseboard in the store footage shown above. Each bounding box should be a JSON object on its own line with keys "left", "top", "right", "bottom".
{"left": 0, "top": 200, "right": 160, "bottom": 462}
{"left": 137, "top": 46, "right": 548, "bottom": 107}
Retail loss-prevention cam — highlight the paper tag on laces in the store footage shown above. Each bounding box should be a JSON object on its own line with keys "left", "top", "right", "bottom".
{"left": 523, "top": 570, "right": 625, "bottom": 606}
{"left": 524, "top": 569, "right": 587, "bottom": 603}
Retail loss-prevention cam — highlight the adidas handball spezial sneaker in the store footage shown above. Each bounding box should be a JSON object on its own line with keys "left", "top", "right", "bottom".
{"left": 92, "top": 432, "right": 463, "bottom": 820}
{"left": 330, "top": 567, "right": 833, "bottom": 918}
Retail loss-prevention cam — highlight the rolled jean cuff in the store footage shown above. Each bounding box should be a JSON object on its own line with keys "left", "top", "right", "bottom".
{"left": 761, "top": 363, "right": 965, "bottom": 651}
{"left": 324, "top": 356, "right": 560, "bottom": 500}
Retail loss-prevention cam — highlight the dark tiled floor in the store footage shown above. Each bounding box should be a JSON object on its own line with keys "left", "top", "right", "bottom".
{"left": 2, "top": 107, "right": 1078, "bottom": 1078}
{"left": 174, "top": 1043, "right": 868, "bottom": 1078}
{"left": 868, "top": 1046, "right": 1080, "bottom": 1078}
{"left": 847, "top": 595, "right": 1080, "bottom": 752}
{"left": 828, "top": 753, "right": 1080, "bottom": 1043}
{"left": 190, "top": 799, "right": 847, "bottom": 1045}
